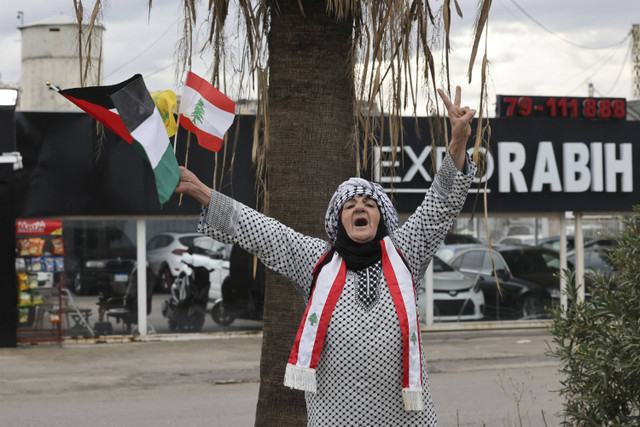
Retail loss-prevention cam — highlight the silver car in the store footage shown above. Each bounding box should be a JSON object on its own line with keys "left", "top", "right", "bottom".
{"left": 417, "top": 256, "right": 484, "bottom": 322}
{"left": 147, "top": 232, "right": 221, "bottom": 292}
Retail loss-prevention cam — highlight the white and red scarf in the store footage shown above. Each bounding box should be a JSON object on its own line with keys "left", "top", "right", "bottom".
{"left": 284, "top": 236, "right": 424, "bottom": 411}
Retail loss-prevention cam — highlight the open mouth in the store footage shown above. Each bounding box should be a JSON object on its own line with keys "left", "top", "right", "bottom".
{"left": 354, "top": 218, "right": 368, "bottom": 227}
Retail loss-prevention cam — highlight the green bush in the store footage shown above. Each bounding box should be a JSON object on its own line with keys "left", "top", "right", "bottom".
{"left": 548, "top": 206, "right": 640, "bottom": 426}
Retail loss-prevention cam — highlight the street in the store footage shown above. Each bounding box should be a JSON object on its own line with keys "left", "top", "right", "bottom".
{"left": 0, "top": 328, "right": 564, "bottom": 426}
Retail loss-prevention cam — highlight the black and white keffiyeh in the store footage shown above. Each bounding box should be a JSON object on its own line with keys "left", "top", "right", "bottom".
{"left": 325, "top": 177, "right": 398, "bottom": 243}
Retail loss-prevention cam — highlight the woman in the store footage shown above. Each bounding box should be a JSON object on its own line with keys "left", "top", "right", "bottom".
{"left": 175, "top": 87, "right": 476, "bottom": 426}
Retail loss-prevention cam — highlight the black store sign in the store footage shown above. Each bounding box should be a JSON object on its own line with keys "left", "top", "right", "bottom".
{"left": 12, "top": 112, "right": 640, "bottom": 217}
{"left": 374, "top": 117, "right": 640, "bottom": 214}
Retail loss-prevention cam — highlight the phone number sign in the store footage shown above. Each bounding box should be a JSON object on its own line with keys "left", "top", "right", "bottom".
{"left": 496, "top": 95, "right": 626, "bottom": 120}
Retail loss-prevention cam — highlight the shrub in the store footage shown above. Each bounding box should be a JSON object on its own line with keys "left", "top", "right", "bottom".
{"left": 548, "top": 205, "right": 640, "bottom": 426}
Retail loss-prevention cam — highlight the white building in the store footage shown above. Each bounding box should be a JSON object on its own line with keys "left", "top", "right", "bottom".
{"left": 19, "top": 15, "right": 104, "bottom": 111}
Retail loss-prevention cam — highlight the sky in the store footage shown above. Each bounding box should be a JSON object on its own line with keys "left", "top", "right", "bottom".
{"left": 1, "top": 0, "right": 639, "bottom": 116}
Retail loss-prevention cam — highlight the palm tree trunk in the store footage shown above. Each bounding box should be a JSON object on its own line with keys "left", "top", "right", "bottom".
{"left": 255, "top": 1, "right": 355, "bottom": 425}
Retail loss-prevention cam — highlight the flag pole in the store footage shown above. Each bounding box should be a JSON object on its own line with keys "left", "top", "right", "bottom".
{"left": 178, "top": 132, "right": 191, "bottom": 206}
{"left": 173, "top": 113, "right": 181, "bottom": 156}
{"left": 176, "top": 71, "right": 185, "bottom": 205}
{"left": 46, "top": 81, "right": 60, "bottom": 93}
{"left": 175, "top": 74, "right": 183, "bottom": 205}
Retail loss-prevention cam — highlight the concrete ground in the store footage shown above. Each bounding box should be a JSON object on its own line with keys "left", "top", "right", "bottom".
{"left": 0, "top": 327, "right": 565, "bottom": 426}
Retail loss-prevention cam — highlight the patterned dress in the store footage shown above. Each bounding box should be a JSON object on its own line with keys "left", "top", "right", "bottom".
{"left": 198, "top": 153, "right": 476, "bottom": 426}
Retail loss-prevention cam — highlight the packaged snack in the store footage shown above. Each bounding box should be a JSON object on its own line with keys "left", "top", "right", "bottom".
{"left": 31, "top": 293, "right": 44, "bottom": 305}
{"left": 15, "top": 257, "right": 26, "bottom": 273}
{"left": 51, "top": 237, "right": 64, "bottom": 255}
{"left": 49, "top": 313, "right": 61, "bottom": 324}
{"left": 19, "top": 308, "right": 30, "bottom": 324}
{"left": 30, "top": 257, "right": 42, "bottom": 272}
{"left": 28, "top": 238, "right": 45, "bottom": 256}
{"left": 44, "top": 257, "right": 55, "bottom": 272}
{"left": 28, "top": 274, "right": 39, "bottom": 289}
{"left": 19, "top": 291, "right": 31, "bottom": 307}
{"left": 54, "top": 257, "right": 65, "bottom": 272}
{"left": 17, "top": 273, "right": 29, "bottom": 291}
{"left": 17, "top": 239, "right": 30, "bottom": 257}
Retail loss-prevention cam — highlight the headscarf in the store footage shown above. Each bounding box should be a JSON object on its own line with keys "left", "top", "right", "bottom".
{"left": 324, "top": 177, "right": 398, "bottom": 243}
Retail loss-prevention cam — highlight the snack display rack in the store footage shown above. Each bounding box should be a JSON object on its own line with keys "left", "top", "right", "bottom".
{"left": 15, "top": 219, "right": 66, "bottom": 344}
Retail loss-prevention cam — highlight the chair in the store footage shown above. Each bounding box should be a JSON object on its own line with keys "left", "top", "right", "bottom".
{"left": 99, "top": 266, "right": 154, "bottom": 334}
{"left": 60, "top": 288, "right": 94, "bottom": 336}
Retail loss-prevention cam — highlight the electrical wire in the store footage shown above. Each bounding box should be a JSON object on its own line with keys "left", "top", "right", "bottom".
{"left": 547, "top": 34, "right": 631, "bottom": 95}
{"left": 144, "top": 62, "right": 175, "bottom": 80}
{"left": 104, "top": 17, "right": 181, "bottom": 80}
{"left": 564, "top": 41, "right": 629, "bottom": 96}
{"left": 602, "top": 41, "right": 633, "bottom": 96}
{"left": 508, "top": 0, "right": 631, "bottom": 50}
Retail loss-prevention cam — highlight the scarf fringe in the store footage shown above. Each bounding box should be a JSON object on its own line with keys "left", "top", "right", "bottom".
{"left": 284, "top": 363, "right": 317, "bottom": 393}
{"left": 402, "top": 388, "right": 424, "bottom": 411}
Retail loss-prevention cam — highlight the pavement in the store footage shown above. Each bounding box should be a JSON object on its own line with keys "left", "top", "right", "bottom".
{"left": 0, "top": 327, "right": 565, "bottom": 426}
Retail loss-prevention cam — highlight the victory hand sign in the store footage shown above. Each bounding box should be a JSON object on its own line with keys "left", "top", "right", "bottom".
{"left": 437, "top": 86, "right": 476, "bottom": 171}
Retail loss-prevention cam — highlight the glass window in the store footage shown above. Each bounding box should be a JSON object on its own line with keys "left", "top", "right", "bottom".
{"left": 436, "top": 248, "right": 455, "bottom": 263}
{"left": 147, "top": 235, "right": 173, "bottom": 250}
{"left": 433, "top": 257, "right": 454, "bottom": 273}
{"left": 541, "top": 251, "right": 560, "bottom": 269}
{"left": 177, "top": 235, "right": 200, "bottom": 247}
{"left": 481, "top": 251, "right": 506, "bottom": 275}
{"left": 453, "top": 250, "right": 484, "bottom": 272}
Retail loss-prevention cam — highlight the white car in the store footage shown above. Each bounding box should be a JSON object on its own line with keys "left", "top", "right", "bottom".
{"left": 416, "top": 256, "right": 485, "bottom": 322}
{"left": 147, "top": 232, "right": 226, "bottom": 292}
{"left": 496, "top": 234, "right": 539, "bottom": 246}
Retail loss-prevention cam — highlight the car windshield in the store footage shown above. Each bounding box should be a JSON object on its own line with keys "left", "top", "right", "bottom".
{"left": 499, "top": 249, "right": 554, "bottom": 275}
{"left": 587, "top": 249, "right": 616, "bottom": 271}
{"left": 433, "top": 256, "right": 454, "bottom": 273}
{"left": 108, "top": 233, "right": 134, "bottom": 250}
{"left": 436, "top": 248, "right": 455, "bottom": 263}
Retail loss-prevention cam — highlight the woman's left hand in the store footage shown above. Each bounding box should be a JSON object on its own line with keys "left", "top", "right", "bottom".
{"left": 437, "top": 86, "right": 476, "bottom": 171}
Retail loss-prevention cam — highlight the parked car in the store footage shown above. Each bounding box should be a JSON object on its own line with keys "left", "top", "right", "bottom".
{"left": 443, "top": 233, "right": 482, "bottom": 245}
{"left": 495, "top": 244, "right": 567, "bottom": 303}
{"left": 496, "top": 235, "right": 538, "bottom": 245}
{"left": 505, "top": 225, "right": 535, "bottom": 236}
{"left": 538, "top": 235, "right": 596, "bottom": 252}
{"left": 63, "top": 225, "right": 138, "bottom": 296}
{"left": 438, "top": 245, "right": 552, "bottom": 320}
{"left": 435, "top": 243, "right": 484, "bottom": 264}
{"left": 416, "top": 256, "right": 484, "bottom": 322}
{"left": 147, "top": 232, "right": 227, "bottom": 292}
{"left": 568, "top": 242, "right": 618, "bottom": 285}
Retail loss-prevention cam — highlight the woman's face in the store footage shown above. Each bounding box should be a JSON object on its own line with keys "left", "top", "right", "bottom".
{"left": 340, "top": 196, "right": 381, "bottom": 244}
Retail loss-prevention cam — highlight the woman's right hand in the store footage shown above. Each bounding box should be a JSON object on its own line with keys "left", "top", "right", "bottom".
{"left": 175, "top": 166, "right": 212, "bottom": 205}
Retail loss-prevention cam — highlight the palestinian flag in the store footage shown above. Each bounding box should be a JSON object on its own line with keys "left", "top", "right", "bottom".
{"left": 59, "top": 75, "right": 180, "bottom": 205}
{"left": 179, "top": 71, "right": 236, "bottom": 152}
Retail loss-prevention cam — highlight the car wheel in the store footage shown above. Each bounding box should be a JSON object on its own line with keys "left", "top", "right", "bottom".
{"left": 211, "top": 300, "right": 235, "bottom": 326}
{"left": 72, "top": 272, "right": 84, "bottom": 295}
{"left": 177, "top": 305, "right": 206, "bottom": 332}
{"left": 521, "top": 295, "right": 544, "bottom": 319}
{"left": 158, "top": 265, "right": 173, "bottom": 293}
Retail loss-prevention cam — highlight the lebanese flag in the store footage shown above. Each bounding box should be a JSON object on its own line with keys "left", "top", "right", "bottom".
{"left": 179, "top": 72, "right": 236, "bottom": 152}
{"left": 59, "top": 75, "right": 180, "bottom": 205}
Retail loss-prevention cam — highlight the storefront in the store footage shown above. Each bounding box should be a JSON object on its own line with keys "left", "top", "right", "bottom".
{"left": 2, "top": 104, "right": 638, "bottom": 343}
